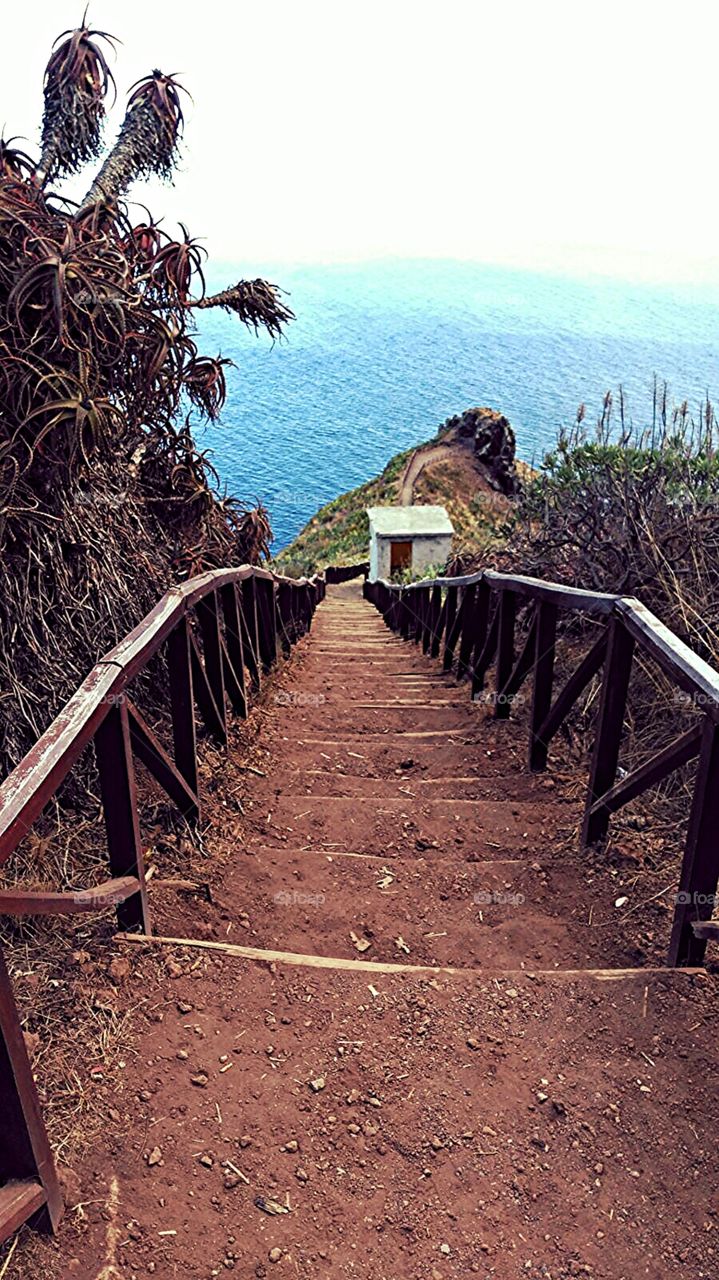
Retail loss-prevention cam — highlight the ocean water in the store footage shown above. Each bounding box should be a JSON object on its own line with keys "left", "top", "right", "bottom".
{"left": 195, "top": 259, "right": 719, "bottom": 551}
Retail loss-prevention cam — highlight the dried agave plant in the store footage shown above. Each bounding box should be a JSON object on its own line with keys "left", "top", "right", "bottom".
{"left": 0, "top": 18, "right": 292, "bottom": 772}
{"left": 38, "top": 18, "right": 117, "bottom": 183}
{"left": 195, "top": 278, "right": 295, "bottom": 340}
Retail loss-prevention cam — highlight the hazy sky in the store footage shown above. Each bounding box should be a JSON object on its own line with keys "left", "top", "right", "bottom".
{"left": 3, "top": 1, "right": 719, "bottom": 282}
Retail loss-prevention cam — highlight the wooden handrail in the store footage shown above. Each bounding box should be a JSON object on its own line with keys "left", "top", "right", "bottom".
{"left": 616, "top": 597, "right": 719, "bottom": 712}
{"left": 0, "top": 562, "right": 324, "bottom": 1245}
{"left": 0, "top": 566, "right": 323, "bottom": 865}
{"left": 371, "top": 572, "right": 719, "bottom": 708}
{"left": 400, "top": 569, "right": 618, "bottom": 614}
{"left": 365, "top": 567, "right": 719, "bottom": 970}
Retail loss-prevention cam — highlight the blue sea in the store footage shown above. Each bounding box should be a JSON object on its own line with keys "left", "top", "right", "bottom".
{"left": 195, "top": 259, "right": 719, "bottom": 551}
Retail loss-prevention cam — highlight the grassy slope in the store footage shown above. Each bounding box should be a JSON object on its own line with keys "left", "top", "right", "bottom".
{"left": 273, "top": 446, "right": 415, "bottom": 576}
{"left": 273, "top": 431, "right": 513, "bottom": 576}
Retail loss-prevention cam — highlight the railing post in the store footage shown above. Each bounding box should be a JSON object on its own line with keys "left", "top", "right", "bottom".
{"left": 0, "top": 946, "right": 62, "bottom": 1239}
{"left": 529, "top": 602, "right": 558, "bottom": 772}
{"left": 95, "top": 701, "right": 150, "bottom": 933}
{"left": 457, "top": 584, "right": 478, "bottom": 679}
{"left": 257, "top": 578, "right": 278, "bottom": 672}
{"left": 220, "top": 583, "right": 248, "bottom": 718}
{"left": 443, "top": 587, "right": 461, "bottom": 671}
{"left": 668, "top": 716, "right": 719, "bottom": 966}
{"left": 467, "top": 578, "right": 490, "bottom": 689}
{"left": 580, "top": 616, "right": 634, "bottom": 846}
{"left": 387, "top": 588, "right": 397, "bottom": 632}
{"left": 167, "top": 616, "right": 201, "bottom": 807}
{"left": 277, "top": 581, "right": 292, "bottom": 655}
{"left": 421, "top": 586, "right": 432, "bottom": 653}
{"left": 472, "top": 597, "right": 498, "bottom": 698}
{"left": 429, "top": 585, "right": 443, "bottom": 657}
{"left": 400, "top": 588, "right": 411, "bottom": 639}
{"left": 412, "top": 590, "right": 423, "bottom": 644}
{"left": 494, "top": 590, "right": 516, "bottom": 719}
{"left": 239, "top": 579, "right": 261, "bottom": 691}
{"left": 196, "top": 590, "right": 227, "bottom": 736}
{"left": 291, "top": 584, "right": 301, "bottom": 642}
{"left": 303, "top": 583, "right": 314, "bottom": 633}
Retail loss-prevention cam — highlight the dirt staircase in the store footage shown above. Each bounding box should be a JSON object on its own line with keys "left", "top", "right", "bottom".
{"left": 51, "top": 582, "right": 719, "bottom": 1280}
{"left": 198, "top": 582, "right": 586, "bottom": 973}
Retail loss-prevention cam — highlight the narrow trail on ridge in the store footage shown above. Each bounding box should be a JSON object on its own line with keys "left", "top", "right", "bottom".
{"left": 397, "top": 444, "right": 456, "bottom": 505}
{"left": 50, "top": 582, "right": 719, "bottom": 1280}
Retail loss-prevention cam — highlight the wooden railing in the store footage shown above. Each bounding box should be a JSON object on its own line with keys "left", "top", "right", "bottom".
{"left": 365, "top": 570, "right": 719, "bottom": 971}
{"left": 0, "top": 565, "right": 324, "bottom": 1245}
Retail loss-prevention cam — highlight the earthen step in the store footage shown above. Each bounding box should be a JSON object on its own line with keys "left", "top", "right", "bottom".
{"left": 268, "top": 734, "right": 533, "bottom": 778}
{"left": 253, "top": 770, "right": 564, "bottom": 801}
{"left": 270, "top": 709, "right": 482, "bottom": 737}
{"left": 244, "top": 794, "right": 561, "bottom": 856}
{"left": 153, "top": 847, "right": 554, "bottom": 967}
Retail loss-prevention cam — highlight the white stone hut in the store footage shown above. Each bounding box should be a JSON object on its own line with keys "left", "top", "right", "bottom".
{"left": 367, "top": 506, "right": 454, "bottom": 582}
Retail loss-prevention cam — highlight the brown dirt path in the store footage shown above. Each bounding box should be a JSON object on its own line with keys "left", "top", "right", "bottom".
{"left": 14, "top": 582, "right": 719, "bottom": 1280}
{"left": 397, "top": 444, "right": 456, "bottom": 505}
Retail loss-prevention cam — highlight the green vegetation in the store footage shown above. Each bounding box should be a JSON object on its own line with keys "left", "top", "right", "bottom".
{"left": 273, "top": 446, "right": 415, "bottom": 576}
{"left": 508, "top": 396, "right": 719, "bottom": 664}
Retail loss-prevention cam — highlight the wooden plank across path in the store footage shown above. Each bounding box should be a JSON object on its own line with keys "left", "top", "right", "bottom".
{"left": 118, "top": 933, "right": 703, "bottom": 981}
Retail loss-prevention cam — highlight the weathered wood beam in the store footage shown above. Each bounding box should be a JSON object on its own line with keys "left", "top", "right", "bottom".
{"left": 126, "top": 700, "right": 199, "bottom": 821}
{"left": 536, "top": 629, "right": 608, "bottom": 747}
{"left": 589, "top": 722, "right": 702, "bottom": 818}
{"left": 617, "top": 596, "right": 719, "bottom": 715}
{"left": 690, "top": 919, "right": 719, "bottom": 942}
{"left": 0, "top": 876, "right": 141, "bottom": 917}
{"left": 0, "top": 947, "right": 62, "bottom": 1239}
{"left": 94, "top": 702, "right": 150, "bottom": 933}
{"left": 189, "top": 632, "right": 227, "bottom": 745}
{"left": 0, "top": 1179, "right": 47, "bottom": 1244}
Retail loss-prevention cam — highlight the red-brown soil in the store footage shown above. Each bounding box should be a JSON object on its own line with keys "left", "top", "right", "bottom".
{"left": 9, "top": 582, "right": 719, "bottom": 1280}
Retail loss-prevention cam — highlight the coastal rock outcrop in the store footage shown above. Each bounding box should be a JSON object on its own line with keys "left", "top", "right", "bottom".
{"left": 443, "top": 406, "right": 520, "bottom": 496}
